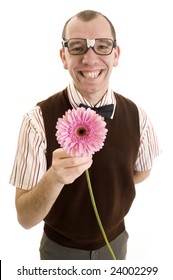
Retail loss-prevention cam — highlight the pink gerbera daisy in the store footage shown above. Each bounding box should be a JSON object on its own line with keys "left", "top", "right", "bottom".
{"left": 55, "top": 107, "right": 108, "bottom": 156}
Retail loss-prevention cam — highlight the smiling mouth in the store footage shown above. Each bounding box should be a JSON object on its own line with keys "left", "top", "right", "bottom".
{"left": 80, "top": 71, "right": 101, "bottom": 79}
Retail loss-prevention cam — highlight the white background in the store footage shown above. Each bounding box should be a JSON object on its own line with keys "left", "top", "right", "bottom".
{"left": 0, "top": 0, "right": 172, "bottom": 266}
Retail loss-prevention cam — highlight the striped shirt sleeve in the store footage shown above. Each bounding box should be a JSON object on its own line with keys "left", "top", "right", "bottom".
{"left": 9, "top": 106, "right": 47, "bottom": 190}
{"left": 134, "top": 107, "right": 161, "bottom": 171}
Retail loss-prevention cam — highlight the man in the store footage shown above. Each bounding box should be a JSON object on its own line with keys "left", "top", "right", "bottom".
{"left": 10, "top": 10, "right": 160, "bottom": 260}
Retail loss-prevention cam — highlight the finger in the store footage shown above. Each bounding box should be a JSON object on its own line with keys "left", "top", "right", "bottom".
{"left": 59, "top": 159, "right": 93, "bottom": 184}
{"left": 53, "top": 148, "right": 71, "bottom": 159}
{"left": 52, "top": 149, "right": 92, "bottom": 169}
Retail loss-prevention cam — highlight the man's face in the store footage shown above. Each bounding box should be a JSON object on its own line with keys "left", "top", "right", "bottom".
{"left": 60, "top": 15, "right": 120, "bottom": 100}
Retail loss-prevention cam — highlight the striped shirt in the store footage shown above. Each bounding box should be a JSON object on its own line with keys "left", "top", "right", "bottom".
{"left": 10, "top": 82, "right": 161, "bottom": 190}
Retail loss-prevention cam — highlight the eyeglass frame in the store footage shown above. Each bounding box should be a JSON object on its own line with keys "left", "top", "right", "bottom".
{"left": 62, "top": 38, "right": 117, "bottom": 56}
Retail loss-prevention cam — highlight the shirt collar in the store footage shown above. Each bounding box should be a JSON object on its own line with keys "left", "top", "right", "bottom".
{"left": 67, "top": 81, "right": 116, "bottom": 119}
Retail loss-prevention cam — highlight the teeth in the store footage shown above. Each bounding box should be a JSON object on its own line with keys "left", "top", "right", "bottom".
{"left": 82, "top": 71, "right": 100, "bottom": 79}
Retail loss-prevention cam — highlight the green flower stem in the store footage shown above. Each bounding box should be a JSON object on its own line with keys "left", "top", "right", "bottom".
{"left": 85, "top": 169, "right": 116, "bottom": 260}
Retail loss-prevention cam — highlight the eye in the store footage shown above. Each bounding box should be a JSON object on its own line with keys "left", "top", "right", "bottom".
{"left": 68, "top": 41, "right": 86, "bottom": 54}
{"left": 71, "top": 46, "right": 85, "bottom": 53}
{"left": 95, "top": 40, "right": 112, "bottom": 52}
{"left": 97, "top": 44, "right": 109, "bottom": 50}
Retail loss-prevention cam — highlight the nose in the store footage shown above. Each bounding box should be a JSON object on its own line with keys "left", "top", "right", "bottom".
{"left": 81, "top": 47, "right": 99, "bottom": 65}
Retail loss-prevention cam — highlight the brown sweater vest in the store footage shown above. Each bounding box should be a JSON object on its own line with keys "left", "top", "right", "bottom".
{"left": 38, "top": 88, "right": 140, "bottom": 250}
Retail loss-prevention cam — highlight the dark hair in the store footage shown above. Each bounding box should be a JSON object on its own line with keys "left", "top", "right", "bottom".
{"left": 62, "top": 10, "right": 116, "bottom": 40}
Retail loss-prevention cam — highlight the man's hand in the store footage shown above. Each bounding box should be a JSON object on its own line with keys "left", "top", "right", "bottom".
{"left": 51, "top": 148, "right": 93, "bottom": 184}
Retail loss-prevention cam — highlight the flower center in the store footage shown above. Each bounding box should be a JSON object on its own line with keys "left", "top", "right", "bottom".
{"left": 76, "top": 126, "right": 88, "bottom": 137}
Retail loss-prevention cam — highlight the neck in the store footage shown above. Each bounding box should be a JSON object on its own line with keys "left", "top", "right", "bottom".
{"left": 68, "top": 81, "right": 111, "bottom": 108}
{"left": 81, "top": 95, "right": 103, "bottom": 106}
{"left": 75, "top": 87, "right": 108, "bottom": 106}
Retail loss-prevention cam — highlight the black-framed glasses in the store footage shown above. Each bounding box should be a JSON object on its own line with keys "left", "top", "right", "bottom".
{"left": 62, "top": 38, "right": 117, "bottom": 55}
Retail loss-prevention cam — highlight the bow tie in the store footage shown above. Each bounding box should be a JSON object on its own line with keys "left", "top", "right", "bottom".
{"left": 79, "top": 103, "right": 114, "bottom": 119}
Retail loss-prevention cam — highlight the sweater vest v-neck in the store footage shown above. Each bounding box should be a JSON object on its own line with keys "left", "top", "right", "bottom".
{"left": 38, "top": 88, "right": 140, "bottom": 250}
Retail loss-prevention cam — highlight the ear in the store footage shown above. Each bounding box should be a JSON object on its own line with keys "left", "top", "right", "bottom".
{"left": 113, "top": 45, "right": 120, "bottom": 67}
{"left": 60, "top": 49, "right": 68, "bottom": 69}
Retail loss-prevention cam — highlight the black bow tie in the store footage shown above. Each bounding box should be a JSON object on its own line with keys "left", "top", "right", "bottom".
{"left": 79, "top": 103, "right": 114, "bottom": 119}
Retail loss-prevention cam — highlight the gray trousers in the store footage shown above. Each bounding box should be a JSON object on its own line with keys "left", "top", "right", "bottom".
{"left": 39, "top": 230, "right": 129, "bottom": 260}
